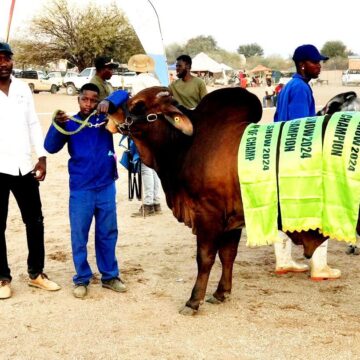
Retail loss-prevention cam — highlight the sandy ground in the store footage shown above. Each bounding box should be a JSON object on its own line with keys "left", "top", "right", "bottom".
{"left": 2, "top": 85, "right": 360, "bottom": 360}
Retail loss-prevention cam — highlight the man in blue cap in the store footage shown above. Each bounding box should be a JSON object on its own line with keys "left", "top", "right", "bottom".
{"left": 274, "top": 44, "right": 328, "bottom": 122}
{"left": 273, "top": 44, "right": 341, "bottom": 281}
{"left": 0, "top": 42, "right": 61, "bottom": 299}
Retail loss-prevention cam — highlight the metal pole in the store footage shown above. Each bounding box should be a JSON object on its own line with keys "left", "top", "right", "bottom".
{"left": 146, "top": 0, "right": 168, "bottom": 67}
{"left": 6, "top": 0, "right": 16, "bottom": 42}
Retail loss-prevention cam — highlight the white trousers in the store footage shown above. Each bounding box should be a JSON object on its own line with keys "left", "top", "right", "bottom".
{"left": 141, "top": 163, "right": 161, "bottom": 205}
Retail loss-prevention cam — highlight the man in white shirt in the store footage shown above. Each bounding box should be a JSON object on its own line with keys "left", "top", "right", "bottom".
{"left": 127, "top": 54, "right": 163, "bottom": 217}
{"left": 0, "top": 42, "right": 60, "bottom": 299}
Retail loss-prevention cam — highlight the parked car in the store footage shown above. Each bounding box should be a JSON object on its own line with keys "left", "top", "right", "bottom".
{"left": 342, "top": 69, "right": 360, "bottom": 86}
{"left": 12, "top": 68, "right": 22, "bottom": 77}
{"left": 63, "top": 67, "right": 136, "bottom": 95}
{"left": 62, "top": 71, "right": 78, "bottom": 87}
{"left": 19, "top": 70, "right": 60, "bottom": 94}
{"left": 118, "top": 71, "right": 136, "bottom": 89}
{"left": 47, "top": 71, "right": 64, "bottom": 87}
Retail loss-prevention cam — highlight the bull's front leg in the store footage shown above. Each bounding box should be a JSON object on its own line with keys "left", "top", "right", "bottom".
{"left": 179, "top": 234, "right": 218, "bottom": 315}
{"left": 207, "top": 229, "right": 241, "bottom": 304}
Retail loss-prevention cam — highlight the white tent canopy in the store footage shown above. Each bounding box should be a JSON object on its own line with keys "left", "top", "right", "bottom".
{"left": 220, "top": 63, "right": 233, "bottom": 71}
{"left": 191, "top": 52, "right": 223, "bottom": 73}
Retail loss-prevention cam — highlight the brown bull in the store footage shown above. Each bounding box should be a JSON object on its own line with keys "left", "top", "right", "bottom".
{"left": 106, "top": 86, "right": 332, "bottom": 314}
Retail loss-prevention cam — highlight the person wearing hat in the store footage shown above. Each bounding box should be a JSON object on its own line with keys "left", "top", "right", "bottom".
{"left": 274, "top": 44, "right": 329, "bottom": 122}
{"left": 170, "top": 54, "right": 207, "bottom": 109}
{"left": 127, "top": 54, "right": 163, "bottom": 217}
{"left": 273, "top": 44, "right": 340, "bottom": 281}
{"left": 0, "top": 42, "right": 61, "bottom": 299}
{"left": 90, "top": 56, "right": 119, "bottom": 100}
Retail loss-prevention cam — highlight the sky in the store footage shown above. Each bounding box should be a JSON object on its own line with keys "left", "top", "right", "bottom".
{"left": 1, "top": 0, "right": 359, "bottom": 59}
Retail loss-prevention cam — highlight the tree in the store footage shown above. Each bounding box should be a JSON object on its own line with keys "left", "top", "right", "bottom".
{"left": 12, "top": 0, "right": 143, "bottom": 71}
{"left": 237, "top": 43, "right": 264, "bottom": 58}
{"left": 165, "top": 43, "right": 185, "bottom": 65}
{"left": 183, "top": 35, "right": 218, "bottom": 57}
{"left": 321, "top": 41, "right": 347, "bottom": 58}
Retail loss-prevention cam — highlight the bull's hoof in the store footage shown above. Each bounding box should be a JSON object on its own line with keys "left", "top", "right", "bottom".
{"left": 206, "top": 295, "right": 223, "bottom": 304}
{"left": 206, "top": 291, "right": 230, "bottom": 304}
{"left": 179, "top": 305, "right": 198, "bottom": 316}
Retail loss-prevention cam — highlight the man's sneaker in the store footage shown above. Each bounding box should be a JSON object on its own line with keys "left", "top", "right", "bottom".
{"left": 0, "top": 280, "right": 11, "bottom": 299}
{"left": 73, "top": 285, "right": 87, "bottom": 299}
{"left": 131, "top": 204, "right": 155, "bottom": 218}
{"left": 102, "top": 278, "right": 127, "bottom": 293}
{"left": 154, "top": 204, "right": 162, "bottom": 214}
{"left": 28, "top": 273, "right": 61, "bottom": 291}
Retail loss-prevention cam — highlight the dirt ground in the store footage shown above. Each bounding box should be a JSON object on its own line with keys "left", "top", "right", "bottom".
{"left": 2, "top": 85, "right": 360, "bottom": 360}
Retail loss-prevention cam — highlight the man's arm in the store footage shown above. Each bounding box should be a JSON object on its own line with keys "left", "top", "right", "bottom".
{"left": 98, "top": 90, "right": 129, "bottom": 114}
{"left": 44, "top": 111, "right": 69, "bottom": 154}
{"left": 26, "top": 88, "right": 47, "bottom": 181}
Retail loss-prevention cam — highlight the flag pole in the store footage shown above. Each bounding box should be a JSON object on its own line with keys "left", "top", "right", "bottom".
{"left": 146, "top": 0, "right": 167, "bottom": 64}
{"left": 6, "top": 0, "right": 16, "bottom": 42}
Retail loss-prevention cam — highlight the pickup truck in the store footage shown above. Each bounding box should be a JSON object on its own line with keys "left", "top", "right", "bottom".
{"left": 19, "top": 70, "right": 60, "bottom": 94}
{"left": 342, "top": 69, "right": 360, "bottom": 86}
{"left": 63, "top": 67, "right": 136, "bottom": 95}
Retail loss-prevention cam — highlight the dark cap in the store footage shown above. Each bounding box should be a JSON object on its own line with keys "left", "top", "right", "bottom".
{"left": 0, "top": 42, "right": 13, "bottom": 55}
{"left": 292, "top": 44, "right": 329, "bottom": 63}
{"left": 94, "top": 56, "right": 119, "bottom": 70}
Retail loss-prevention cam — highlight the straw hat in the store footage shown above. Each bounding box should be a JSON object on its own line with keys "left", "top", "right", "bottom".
{"left": 127, "top": 54, "right": 155, "bottom": 73}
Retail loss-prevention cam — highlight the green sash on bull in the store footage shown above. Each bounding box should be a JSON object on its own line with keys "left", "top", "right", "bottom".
{"left": 238, "top": 123, "right": 282, "bottom": 246}
{"left": 239, "top": 112, "right": 360, "bottom": 246}
{"left": 322, "top": 112, "right": 360, "bottom": 243}
{"left": 279, "top": 116, "right": 324, "bottom": 232}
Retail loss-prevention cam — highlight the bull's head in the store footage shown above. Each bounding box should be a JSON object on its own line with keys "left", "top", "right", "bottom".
{"left": 317, "top": 91, "right": 360, "bottom": 116}
{"left": 106, "top": 86, "right": 193, "bottom": 136}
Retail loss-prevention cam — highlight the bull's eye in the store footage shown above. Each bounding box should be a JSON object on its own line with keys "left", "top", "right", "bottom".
{"left": 174, "top": 116, "right": 180, "bottom": 123}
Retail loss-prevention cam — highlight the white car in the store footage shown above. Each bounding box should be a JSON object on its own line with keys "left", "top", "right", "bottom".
{"left": 117, "top": 71, "right": 136, "bottom": 89}
{"left": 63, "top": 68, "right": 136, "bottom": 95}
{"left": 342, "top": 69, "right": 360, "bottom": 86}
{"left": 47, "top": 71, "right": 64, "bottom": 87}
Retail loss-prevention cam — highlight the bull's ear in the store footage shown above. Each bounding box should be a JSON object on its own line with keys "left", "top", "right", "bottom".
{"left": 164, "top": 110, "right": 193, "bottom": 136}
{"left": 162, "top": 104, "right": 193, "bottom": 136}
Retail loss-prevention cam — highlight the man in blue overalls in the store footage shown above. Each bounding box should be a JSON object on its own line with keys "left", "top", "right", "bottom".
{"left": 44, "top": 83, "right": 129, "bottom": 298}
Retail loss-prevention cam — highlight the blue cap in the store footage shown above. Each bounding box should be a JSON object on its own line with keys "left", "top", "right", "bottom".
{"left": 0, "top": 42, "right": 13, "bottom": 55}
{"left": 292, "top": 44, "right": 328, "bottom": 63}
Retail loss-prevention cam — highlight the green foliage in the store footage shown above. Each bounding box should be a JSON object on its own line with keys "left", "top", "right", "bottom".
{"left": 165, "top": 43, "right": 185, "bottom": 65}
{"left": 12, "top": 0, "right": 143, "bottom": 71}
{"left": 322, "top": 57, "right": 348, "bottom": 71}
{"left": 165, "top": 35, "right": 245, "bottom": 70}
{"left": 321, "top": 41, "right": 347, "bottom": 58}
{"left": 183, "top": 35, "right": 218, "bottom": 57}
{"left": 237, "top": 43, "right": 264, "bottom": 58}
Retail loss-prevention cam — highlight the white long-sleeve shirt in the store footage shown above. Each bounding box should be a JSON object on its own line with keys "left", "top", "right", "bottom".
{"left": 0, "top": 76, "right": 46, "bottom": 176}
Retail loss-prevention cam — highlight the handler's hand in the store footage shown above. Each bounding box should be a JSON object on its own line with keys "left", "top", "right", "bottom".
{"left": 55, "top": 110, "right": 69, "bottom": 123}
{"left": 97, "top": 100, "right": 110, "bottom": 114}
{"left": 32, "top": 156, "right": 46, "bottom": 181}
